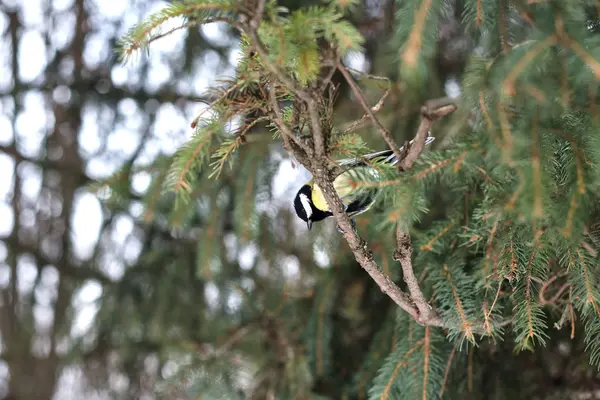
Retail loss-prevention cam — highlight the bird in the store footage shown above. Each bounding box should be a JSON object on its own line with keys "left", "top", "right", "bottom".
{"left": 293, "top": 136, "right": 435, "bottom": 230}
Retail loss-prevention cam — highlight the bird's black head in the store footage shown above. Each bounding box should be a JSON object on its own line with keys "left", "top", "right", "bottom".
{"left": 293, "top": 184, "right": 333, "bottom": 230}
{"left": 293, "top": 184, "right": 314, "bottom": 230}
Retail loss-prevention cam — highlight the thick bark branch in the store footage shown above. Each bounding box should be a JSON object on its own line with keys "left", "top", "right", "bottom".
{"left": 394, "top": 225, "right": 440, "bottom": 324}
{"left": 311, "top": 168, "right": 423, "bottom": 322}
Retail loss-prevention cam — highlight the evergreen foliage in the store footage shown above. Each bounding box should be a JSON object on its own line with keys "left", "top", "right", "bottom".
{"left": 108, "top": 0, "right": 600, "bottom": 398}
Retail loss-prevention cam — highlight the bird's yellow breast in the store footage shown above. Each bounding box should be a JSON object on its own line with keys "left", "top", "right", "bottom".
{"left": 310, "top": 173, "right": 356, "bottom": 212}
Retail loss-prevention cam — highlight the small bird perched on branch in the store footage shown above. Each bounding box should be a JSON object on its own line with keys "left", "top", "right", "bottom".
{"left": 293, "top": 136, "right": 435, "bottom": 230}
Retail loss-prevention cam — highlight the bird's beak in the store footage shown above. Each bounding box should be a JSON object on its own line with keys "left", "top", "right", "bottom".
{"left": 307, "top": 220, "right": 313, "bottom": 230}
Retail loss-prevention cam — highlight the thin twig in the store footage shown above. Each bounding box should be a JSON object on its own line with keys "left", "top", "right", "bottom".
{"left": 243, "top": 28, "right": 313, "bottom": 106}
{"left": 438, "top": 343, "right": 457, "bottom": 399}
{"left": 249, "top": 0, "right": 266, "bottom": 30}
{"left": 342, "top": 87, "right": 390, "bottom": 135}
{"left": 399, "top": 98, "right": 457, "bottom": 170}
{"left": 243, "top": 16, "right": 325, "bottom": 160}
{"left": 539, "top": 275, "right": 569, "bottom": 306}
{"left": 337, "top": 60, "right": 405, "bottom": 167}
{"left": 267, "top": 83, "right": 313, "bottom": 161}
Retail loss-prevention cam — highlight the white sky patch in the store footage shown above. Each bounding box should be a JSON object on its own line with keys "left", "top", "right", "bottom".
{"left": 17, "top": 254, "right": 38, "bottom": 295}
{"left": 0, "top": 263, "right": 10, "bottom": 288}
{"left": 0, "top": 41, "right": 11, "bottom": 92}
{"left": 89, "top": 0, "right": 129, "bottom": 20}
{"left": 202, "top": 22, "right": 233, "bottom": 47}
{"left": 445, "top": 78, "right": 461, "bottom": 99}
{"left": 20, "top": 0, "right": 44, "bottom": 27}
{"left": 19, "top": 162, "right": 42, "bottom": 201}
{"left": 71, "top": 302, "right": 99, "bottom": 338}
{"left": 0, "top": 154, "right": 14, "bottom": 200}
{"left": 18, "top": 30, "right": 47, "bottom": 82}
{"left": 313, "top": 245, "right": 331, "bottom": 268}
{"left": 33, "top": 304, "right": 54, "bottom": 331}
{"left": 128, "top": 201, "right": 143, "bottom": 219}
{"left": 83, "top": 32, "right": 110, "bottom": 70}
{"left": 101, "top": 258, "right": 125, "bottom": 281}
{"left": 238, "top": 243, "right": 257, "bottom": 270}
{"left": 0, "top": 115, "right": 13, "bottom": 145}
{"left": 15, "top": 91, "right": 48, "bottom": 158}
{"left": 35, "top": 266, "right": 59, "bottom": 307}
{"left": 226, "top": 291, "right": 242, "bottom": 312}
{"left": 50, "top": 12, "right": 75, "bottom": 50}
{"left": 123, "top": 235, "right": 142, "bottom": 265}
{"left": 110, "top": 64, "right": 130, "bottom": 87}
{"left": 228, "top": 47, "right": 242, "bottom": 65}
{"left": 271, "top": 156, "right": 311, "bottom": 208}
{"left": 132, "top": 171, "right": 151, "bottom": 195}
{"left": 76, "top": 280, "right": 103, "bottom": 304}
{"left": 53, "top": 0, "right": 75, "bottom": 13}
{"left": 343, "top": 51, "right": 369, "bottom": 73}
{"left": 145, "top": 61, "right": 172, "bottom": 93}
{"left": 204, "top": 282, "right": 219, "bottom": 308}
{"left": 71, "top": 191, "right": 103, "bottom": 260}
{"left": 70, "top": 280, "right": 103, "bottom": 337}
{"left": 281, "top": 255, "right": 300, "bottom": 278}
{"left": 107, "top": 127, "right": 141, "bottom": 156}
{"left": 79, "top": 106, "right": 102, "bottom": 155}
{"left": 0, "top": 9, "right": 8, "bottom": 34}
{"left": 0, "top": 204, "right": 13, "bottom": 237}
{"left": 112, "top": 214, "right": 134, "bottom": 244}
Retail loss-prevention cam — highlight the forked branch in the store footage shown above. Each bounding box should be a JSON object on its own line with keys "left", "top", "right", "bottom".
{"left": 240, "top": 13, "right": 456, "bottom": 327}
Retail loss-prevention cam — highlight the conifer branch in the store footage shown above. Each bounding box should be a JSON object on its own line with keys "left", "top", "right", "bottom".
{"left": 243, "top": 28, "right": 313, "bottom": 105}
{"left": 394, "top": 226, "right": 439, "bottom": 324}
{"left": 312, "top": 168, "right": 423, "bottom": 321}
{"left": 421, "top": 327, "right": 431, "bottom": 400}
{"left": 380, "top": 338, "right": 426, "bottom": 400}
{"left": 237, "top": 9, "right": 432, "bottom": 324}
{"left": 267, "top": 83, "right": 312, "bottom": 160}
{"left": 402, "top": 0, "right": 433, "bottom": 68}
{"left": 341, "top": 82, "right": 390, "bottom": 135}
{"left": 337, "top": 60, "right": 404, "bottom": 167}
{"left": 399, "top": 97, "right": 456, "bottom": 170}
{"left": 439, "top": 342, "right": 457, "bottom": 399}
{"left": 442, "top": 264, "right": 475, "bottom": 341}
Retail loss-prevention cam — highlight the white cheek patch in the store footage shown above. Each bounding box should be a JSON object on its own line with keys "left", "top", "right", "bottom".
{"left": 299, "top": 193, "right": 313, "bottom": 219}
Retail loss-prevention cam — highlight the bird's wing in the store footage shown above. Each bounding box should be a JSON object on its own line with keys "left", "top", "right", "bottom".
{"left": 337, "top": 136, "right": 435, "bottom": 168}
{"left": 311, "top": 136, "right": 434, "bottom": 212}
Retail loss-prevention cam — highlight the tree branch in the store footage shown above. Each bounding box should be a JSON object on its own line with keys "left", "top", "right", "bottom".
{"left": 240, "top": 15, "right": 325, "bottom": 160}
{"left": 242, "top": 15, "right": 455, "bottom": 327}
{"left": 399, "top": 97, "right": 457, "bottom": 170}
{"left": 391, "top": 97, "right": 457, "bottom": 324}
{"left": 311, "top": 167, "right": 425, "bottom": 323}
{"left": 394, "top": 224, "right": 440, "bottom": 323}
{"left": 267, "top": 83, "right": 312, "bottom": 165}
{"left": 337, "top": 60, "right": 404, "bottom": 167}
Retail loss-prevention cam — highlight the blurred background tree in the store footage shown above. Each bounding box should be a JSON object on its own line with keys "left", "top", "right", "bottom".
{"left": 2, "top": 0, "right": 600, "bottom": 400}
